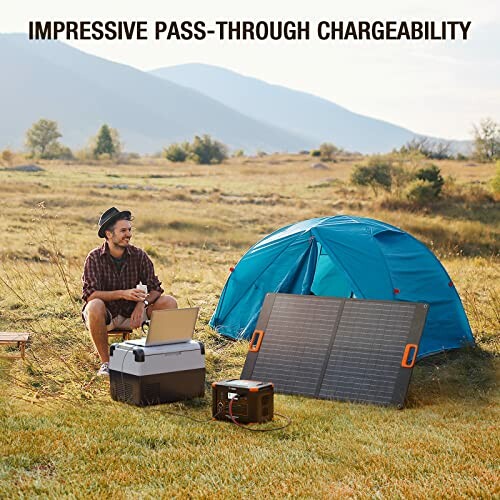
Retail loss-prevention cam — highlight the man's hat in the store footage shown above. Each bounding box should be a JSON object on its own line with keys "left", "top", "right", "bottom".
{"left": 97, "top": 207, "right": 132, "bottom": 238}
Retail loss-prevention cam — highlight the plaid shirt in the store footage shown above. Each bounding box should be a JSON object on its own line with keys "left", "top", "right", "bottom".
{"left": 82, "top": 242, "right": 164, "bottom": 318}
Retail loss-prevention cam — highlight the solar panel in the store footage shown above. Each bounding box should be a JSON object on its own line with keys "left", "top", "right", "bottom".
{"left": 241, "top": 294, "right": 428, "bottom": 407}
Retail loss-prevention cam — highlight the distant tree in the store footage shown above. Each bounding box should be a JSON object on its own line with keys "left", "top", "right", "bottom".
{"left": 164, "top": 143, "right": 188, "bottom": 162}
{"left": 93, "top": 124, "right": 116, "bottom": 158}
{"left": 189, "top": 135, "right": 228, "bottom": 164}
{"left": 310, "top": 150, "right": 321, "bottom": 157}
{"left": 473, "top": 118, "right": 500, "bottom": 162}
{"left": 399, "top": 137, "right": 451, "bottom": 160}
{"left": 25, "top": 119, "right": 62, "bottom": 157}
{"left": 319, "top": 142, "right": 340, "bottom": 161}
{"left": 431, "top": 141, "right": 452, "bottom": 160}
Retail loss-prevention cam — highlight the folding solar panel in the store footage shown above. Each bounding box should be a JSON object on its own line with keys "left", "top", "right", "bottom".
{"left": 241, "top": 294, "right": 428, "bottom": 407}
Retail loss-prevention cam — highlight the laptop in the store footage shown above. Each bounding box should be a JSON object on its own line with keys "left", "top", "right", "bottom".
{"left": 126, "top": 307, "right": 199, "bottom": 347}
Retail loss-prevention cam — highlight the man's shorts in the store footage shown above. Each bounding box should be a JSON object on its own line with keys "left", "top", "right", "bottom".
{"left": 82, "top": 303, "right": 149, "bottom": 331}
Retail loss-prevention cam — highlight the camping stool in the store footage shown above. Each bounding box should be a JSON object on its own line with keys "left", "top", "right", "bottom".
{"left": 107, "top": 329, "right": 132, "bottom": 341}
{"left": 0, "top": 332, "right": 31, "bottom": 360}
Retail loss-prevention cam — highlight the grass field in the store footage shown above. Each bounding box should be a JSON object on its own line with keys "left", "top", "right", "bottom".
{"left": 0, "top": 155, "right": 498, "bottom": 498}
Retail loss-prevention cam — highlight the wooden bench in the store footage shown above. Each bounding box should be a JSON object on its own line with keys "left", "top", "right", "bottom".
{"left": 107, "top": 329, "right": 132, "bottom": 341}
{"left": 0, "top": 332, "right": 31, "bottom": 359}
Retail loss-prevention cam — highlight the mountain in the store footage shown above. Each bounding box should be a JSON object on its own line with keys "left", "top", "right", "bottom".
{"left": 151, "top": 63, "right": 429, "bottom": 154}
{"left": 0, "top": 34, "right": 312, "bottom": 153}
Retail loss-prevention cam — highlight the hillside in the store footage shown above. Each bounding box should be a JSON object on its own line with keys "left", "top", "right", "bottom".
{"left": 0, "top": 34, "right": 312, "bottom": 153}
{"left": 151, "top": 63, "right": 423, "bottom": 154}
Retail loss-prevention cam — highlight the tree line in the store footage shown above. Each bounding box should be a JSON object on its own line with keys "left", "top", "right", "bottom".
{"left": 23, "top": 120, "right": 120, "bottom": 161}
{"left": 16, "top": 119, "right": 229, "bottom": 165}
{"left": 1, "top": 116, "right": 499, "bottom": 165}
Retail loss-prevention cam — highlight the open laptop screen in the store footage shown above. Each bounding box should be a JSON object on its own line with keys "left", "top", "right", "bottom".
{"left": 126, "top": 307, "right": 199, "bottom": 347}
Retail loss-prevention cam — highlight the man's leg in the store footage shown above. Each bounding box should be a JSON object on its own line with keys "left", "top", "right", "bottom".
{"left": 85, "top": 298, "right": 110, "bottom": 363}
{"left": 147, "top": 295, "right": 178, "bottom": 317}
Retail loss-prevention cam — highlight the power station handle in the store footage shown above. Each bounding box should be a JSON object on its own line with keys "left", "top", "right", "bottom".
{"left": 249, "top": 330, "right": 265, "bottom": 352}
{"left": 401, "top": 344, "right": 418, "bottom": 368}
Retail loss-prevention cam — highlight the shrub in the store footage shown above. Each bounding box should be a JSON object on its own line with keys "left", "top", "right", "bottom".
{"left": 310, "top": 150, "right": 321, "bottom": 157}
{"left": 123, "top": 152, "right": 141, "bottom": 161}
{"left": 416, "top": 164, "right": 444, "bottom": 196}
{"left": 1, "top": 149, "right": 14, "bottom": 166}
{"left": 351, "top": 157, "right": 392, "bottom": 195}
{"left": 189, "top": 135, "right": 228, "bottom": 164}
{"left": 319, "top": 142, "right": 340, "bottom": 161}
{"left": 44, "top": 142, "right": 74, "bottom": 160}
{"left": 164, "top": 143, "right": 188, "bottom": 162}
{"left": 391, "top": 165, "right": 415, "bottom": 195}
{"left": 405, "top": 179, "right": 439, "bottom": 205}
{"left": 74, "top": 148, "right": 93, "bottom": 162}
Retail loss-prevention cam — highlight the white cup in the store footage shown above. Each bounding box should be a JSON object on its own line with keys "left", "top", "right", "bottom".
{"left": 136, "top": 283, "right": 148, "bottom": 295}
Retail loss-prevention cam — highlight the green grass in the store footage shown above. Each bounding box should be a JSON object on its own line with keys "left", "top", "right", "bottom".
{"left": 0, "top": 155, "right": 498, "bottom": 497}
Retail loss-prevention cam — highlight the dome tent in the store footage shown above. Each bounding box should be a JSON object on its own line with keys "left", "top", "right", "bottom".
{"left": 209, "top": 215, "right": 474, "bottom": 360}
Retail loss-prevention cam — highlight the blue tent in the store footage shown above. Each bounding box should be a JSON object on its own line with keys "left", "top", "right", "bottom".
{"left": 210, "top": 215, "right": 474, "bottom": 359}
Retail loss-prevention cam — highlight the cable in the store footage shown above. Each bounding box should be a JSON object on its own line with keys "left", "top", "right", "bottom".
{"left": 228, "top": 397, "right": 292, "bottom": 432}
{"left": 118, "top": 343, "right": 134, "bottom": 405}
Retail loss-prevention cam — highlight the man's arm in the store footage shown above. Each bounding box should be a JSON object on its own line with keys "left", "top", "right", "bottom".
{"left": 129, "top": 290, "right": 161, "bottom": 329}
{"left": 140, "top": 252, "right": 164, "bottom": 297}
{"left": 87, "top": 289, "right": 146, "bottom": 303}
{"left": 147, "top": 290, "right": 162, "bottom": 304}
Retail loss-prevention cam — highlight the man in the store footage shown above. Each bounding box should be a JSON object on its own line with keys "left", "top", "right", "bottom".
{"left": 82, "top": 207, "right": 177, "bottom": 376}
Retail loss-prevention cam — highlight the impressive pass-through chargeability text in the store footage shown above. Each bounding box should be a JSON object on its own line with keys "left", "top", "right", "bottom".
{"left": 29, "top": 20, "right": 472, "bottom": 41}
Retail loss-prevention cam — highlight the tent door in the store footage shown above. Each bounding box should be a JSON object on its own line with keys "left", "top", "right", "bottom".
{"left": 310, "top": 243, "right": 354, "bottom": 298}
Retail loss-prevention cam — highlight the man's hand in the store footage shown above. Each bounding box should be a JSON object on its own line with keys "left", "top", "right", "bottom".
{"left": 121, "top": 289, "right": 147, "bottom": 302}
{"left": 130, "top": 301, "right": 145, "bottom": 329}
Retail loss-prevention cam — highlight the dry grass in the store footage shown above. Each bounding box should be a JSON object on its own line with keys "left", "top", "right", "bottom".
{"left": 0, "top": 155, "right": 498, "bottom": 498}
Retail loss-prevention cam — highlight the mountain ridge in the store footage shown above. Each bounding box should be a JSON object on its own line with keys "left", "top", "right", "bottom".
{"left": 151, "top": 63, "right": 471, "bottom": 154}
{"left": 0, "top": 34, "right": 470, "bottom": 154}
{"left": 150, "top": 63, "right": 419, "bottom": 153}
{"left": 0, "top": 34, "right": 312, "bottom": 153}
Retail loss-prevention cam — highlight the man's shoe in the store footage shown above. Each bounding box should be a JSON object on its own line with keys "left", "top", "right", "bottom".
{"left": 97, "top": 362, "right": 110, "bottom": 377}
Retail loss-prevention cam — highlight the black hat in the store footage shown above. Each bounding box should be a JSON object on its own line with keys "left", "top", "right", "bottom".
{"left": 97, "top": 207, "right": 132, "bottom": 238}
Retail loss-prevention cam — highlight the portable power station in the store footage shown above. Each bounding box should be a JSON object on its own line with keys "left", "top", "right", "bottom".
{"left": 212, "top": 379, "right": 274, "bottom": 423}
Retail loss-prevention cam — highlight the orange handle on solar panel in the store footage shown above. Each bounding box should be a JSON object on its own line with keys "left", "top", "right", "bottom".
{"left": 249, "top": 330, "right": 264, "bottom": 352}
{"left": 401, "top": 344, "right": 418, "bottom": 368}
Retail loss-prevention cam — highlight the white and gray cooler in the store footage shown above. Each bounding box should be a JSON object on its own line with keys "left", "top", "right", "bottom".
{"left": 109, "top": 340, "right": 205, "bottom": 406}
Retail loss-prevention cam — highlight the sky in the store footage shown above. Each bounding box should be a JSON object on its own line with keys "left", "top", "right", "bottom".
{"left": 2, "top": 0, "right": 499, "bottom": 140}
